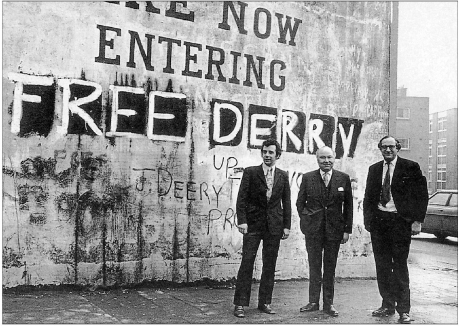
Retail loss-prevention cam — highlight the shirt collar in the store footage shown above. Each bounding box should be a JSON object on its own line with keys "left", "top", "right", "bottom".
{"left": 320, "top": 169, "right": 333, "bottom": 178}
{"left": 385, "top": 156, "right": 398, "bottom": 166}
{"left": 262, "top": 163, "right": 276, "bottom": 175}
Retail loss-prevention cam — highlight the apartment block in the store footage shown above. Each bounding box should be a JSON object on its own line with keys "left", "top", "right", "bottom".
{"left": 429, "top": 107, "right": 458, "bottom": 193}
{"left": 394, "top": 87, "right": 430, "bottom": 178}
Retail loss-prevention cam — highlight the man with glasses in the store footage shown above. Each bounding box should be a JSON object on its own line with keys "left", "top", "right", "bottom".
{"left": 363, "top": 136, "right": 428, "bottom": 324}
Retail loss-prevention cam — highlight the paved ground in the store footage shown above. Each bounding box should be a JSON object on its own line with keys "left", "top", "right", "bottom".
{"left": 3, "top": 276, "right": 457, "bottom": 324}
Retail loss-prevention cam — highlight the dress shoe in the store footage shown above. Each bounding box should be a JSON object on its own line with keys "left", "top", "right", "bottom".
{"left": 323, "top": 305, "right": 339, "bottom": 317}
{"left": 372, "top": 306, "right": 396, "bottom": 317}
{"left": 399, "top": 313, "right": 412, "bottom": 324}
{"left": 234, "top": 305, "right": 245, "bottom": 318}
{"left": 300, "top": 302, "right": 319, "bottom": 312}
{"left": 258, "top": 303, "right": 276, "bottom": 314}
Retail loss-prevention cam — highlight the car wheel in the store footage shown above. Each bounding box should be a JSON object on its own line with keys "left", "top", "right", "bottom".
{"left": 434, "top": 233, "right": 447, "bottom": 241}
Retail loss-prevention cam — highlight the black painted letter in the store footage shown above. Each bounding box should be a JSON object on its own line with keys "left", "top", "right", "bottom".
{"left": 166, "top": 1, "right": 195, "bottom": 21}
{"left": 95, "top": 25, "right": 121, "bottom": 65}
{"left": 126, "top": 31, "right": 155, "bottom": 71}
{"left": 218, "top": 2, "right": 248, "bottom": 35}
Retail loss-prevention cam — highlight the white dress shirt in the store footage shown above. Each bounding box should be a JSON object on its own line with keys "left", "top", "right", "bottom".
{"left": 320, "top": 169, "right": 333, "bottom": 185}
{"left": 378, "top": 156, "right": 398, "bottom": 212}
{"left": 262, "top": 163, "right": 276, "bottom": 178}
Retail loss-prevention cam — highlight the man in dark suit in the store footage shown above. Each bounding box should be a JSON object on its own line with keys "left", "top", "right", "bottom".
{"left": 296, "top": 146, "right": 353, "bottom": 317}
{"left": 363, "top": 136, "right": 428, "bottom": 324}
{"left": 233, "top": 139, "right": 291, "bottom": 318}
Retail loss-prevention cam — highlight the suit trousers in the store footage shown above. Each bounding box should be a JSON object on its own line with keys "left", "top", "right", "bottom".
{"left": 233, "top": 229, "right": 282, "bottom": 306}
{"left": 305, "top": 234, "right": 341, "bottom": 307}
{"left": 370, "top": 212, "right": 412, "bottom": 313}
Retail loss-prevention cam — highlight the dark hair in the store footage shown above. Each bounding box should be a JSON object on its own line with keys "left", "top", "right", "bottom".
{"left": 261, "top": 139, "right": 282, "bottom": 158}
{"left": 378, "top": 135, "right": 402, "bottom": 150}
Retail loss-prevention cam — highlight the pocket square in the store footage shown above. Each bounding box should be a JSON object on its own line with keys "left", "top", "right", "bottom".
{"left": 338, "top": 187, "right": 344, "bottom": 191}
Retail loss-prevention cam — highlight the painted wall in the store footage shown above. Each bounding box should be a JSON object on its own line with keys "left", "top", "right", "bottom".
{"left": 2, "top": 2, "right": 392, "bottom": 288}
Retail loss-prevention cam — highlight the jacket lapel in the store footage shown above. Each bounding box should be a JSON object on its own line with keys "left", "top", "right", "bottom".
{"left": 257, "top": 164, "right": 267, "bottom": 186}
{"left": 391, "top": 157, "right": 404, "bottom": 187}
{"left": 375, "top": 161, "right": 384, "bottom": 192}
{"left": 315, "top": 170, "right": 326, "bottom": 206}
{"left": 328, "top": 171, "right": 336, "bottom": 191}
{"left": 272, "top": 167, "right": 280, "bottom": 191}
{"left": 326, "top": 171, "right": 342, "bottom": 205}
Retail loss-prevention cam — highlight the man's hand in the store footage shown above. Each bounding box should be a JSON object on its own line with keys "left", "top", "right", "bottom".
{"left": 341, "top": 232, "right": 349, "bottom": 244}
{"left": 411, "top": 221, "right": 422, "bottom": 235}
{"left": 238, "top": 223, "right": 248, "bottom": 234}
{"left": 282, "top": 228, "right": 290, "bottom": 240}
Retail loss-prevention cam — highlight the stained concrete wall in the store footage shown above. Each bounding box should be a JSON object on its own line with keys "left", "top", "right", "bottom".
{"left": 2, "top": 2, "right": 392, "bottom": 288}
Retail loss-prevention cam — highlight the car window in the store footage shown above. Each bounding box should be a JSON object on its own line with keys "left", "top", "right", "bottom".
{"left": 429, "top": 193, "right": 450, "bottom": 206}
{"left": 448, "top": 194, "right": 457, "bottom": 207}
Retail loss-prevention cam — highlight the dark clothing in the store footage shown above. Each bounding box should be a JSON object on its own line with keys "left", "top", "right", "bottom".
{"left": 363, "top": 157, "right": 428, "bottom": 314}
{"left": 363, "top": 157, "right": 428, "bottom": 226}
{"left": 233, "top": 228, "right": 281, "bottom": 306}
{"left": 306, "top": 233, "right": 341, "bottom": 306}
{"left": 297, "top": 170, "right": 353, "bottom": 239}
{"left": 236, "top": 165, "right": 291, "bottom": 235}
{"left": 233, "top": 164, "right": 291, "bottom": 306}
{"left": 296, "top": 169, "right": 353, "bottom": 306}
{"left": 370, "top": 211, "right": 412, "bottom": 313}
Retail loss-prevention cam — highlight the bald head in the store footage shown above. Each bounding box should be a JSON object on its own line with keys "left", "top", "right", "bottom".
{"left": 316, "top": 146, "right": 335, "bottom": 172}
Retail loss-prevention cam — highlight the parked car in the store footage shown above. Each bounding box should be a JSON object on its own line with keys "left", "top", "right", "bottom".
{"left": 422, "top": 190, "right": 458, "bottom": 240}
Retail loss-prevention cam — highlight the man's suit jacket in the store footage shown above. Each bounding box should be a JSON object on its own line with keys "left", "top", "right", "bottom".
{"left": 296, "top": 169, "right": 353, "bottom": 240}
{"left": 236, "top": 165, "right": 291, "bottom": 235}
{"left": 363, "top": 156, "right": 429, "bottom": 228}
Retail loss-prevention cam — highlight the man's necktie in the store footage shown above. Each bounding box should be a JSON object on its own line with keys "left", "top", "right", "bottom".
{"left": 266, "top": 168, "right": 273, "bottom": 200}
{"left": 323, "top": 172, "right": 330, "bottom": 187}
{"left": 380, "top": 163, "right": 391, "bottom": 207}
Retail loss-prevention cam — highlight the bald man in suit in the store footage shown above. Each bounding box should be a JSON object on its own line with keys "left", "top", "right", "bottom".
{"left": 296, "top": 146, "right": 353, "bottom": 317}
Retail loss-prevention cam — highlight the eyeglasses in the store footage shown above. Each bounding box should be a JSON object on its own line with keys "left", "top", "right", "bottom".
{"left": 380, "top": 145, "right": 397, "bottom": 150}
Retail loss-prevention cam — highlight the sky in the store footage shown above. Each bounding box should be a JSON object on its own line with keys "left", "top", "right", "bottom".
{"left": 397, "top": 2, "right": 458, "bottom": 113}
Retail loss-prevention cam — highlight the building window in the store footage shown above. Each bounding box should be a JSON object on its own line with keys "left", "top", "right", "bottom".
{"left": 428, "top": 145, "right": 432, "bottom": 165}
{"left": 436, "top": 167, "right": 447, "bottom": 189}
{"left": 429, "top": 119, "right": 432, "bottom": 133}
{"left": 428, "top": 169, "right": 432, "bottom": 190}
{"left": 438, "top": 130, "right": 447, "bottom": 140}
{"left": 437, "top": 144, "right": 447, "bottom": 165}
{"left": 438, "top": 117, "right": 447, "bottom": 131}
{"left": 398, "top": 138, "right": 410, "bottom": 150}
{"left": 397, "top": 107, "right": 410, "bottom": 119}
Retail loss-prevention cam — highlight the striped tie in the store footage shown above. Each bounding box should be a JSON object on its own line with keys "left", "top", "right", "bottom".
{"left": 323, "top": 172, "right": 330, "bottom": 187}
{"left": 380, "top": 163, "right": 391, "bottom": 206}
